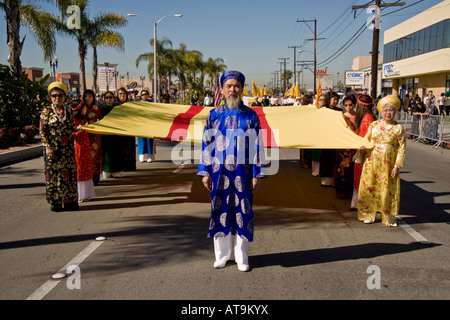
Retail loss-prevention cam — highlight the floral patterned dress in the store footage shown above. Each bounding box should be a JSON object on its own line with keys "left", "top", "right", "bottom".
{"left": 84, "top": 104, "right": 103, "bottom": 176}
{"left": 354, "top": 114, "right": 375, "bottom": 190}
{"left": 40, "top": 104, "right": 78, "bottom": 206}
{"left": 357, "top": 120, "right": 406, "bottom": 226}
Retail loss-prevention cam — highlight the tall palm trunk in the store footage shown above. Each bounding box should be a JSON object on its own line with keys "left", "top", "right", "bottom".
{"left": 78, "top": 37, "right": 87, "bottom": 93}
{"left": 92, "top": 45, "right": 98, "bottom": 92}
{"left": 5, "top": 0, "right": 24, "bottom": 79}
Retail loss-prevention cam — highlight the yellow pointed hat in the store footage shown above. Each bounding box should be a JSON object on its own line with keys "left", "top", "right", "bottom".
{"left": 377, "top": 95, "right": 400, "bottom": 113}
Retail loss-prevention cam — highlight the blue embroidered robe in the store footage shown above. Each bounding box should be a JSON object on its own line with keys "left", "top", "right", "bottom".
{"left": 197, "top": 103, "right": 265, "bottom": 242}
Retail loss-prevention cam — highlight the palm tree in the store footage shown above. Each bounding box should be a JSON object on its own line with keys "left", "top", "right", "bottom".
{"left": 88, "top": 13, "right": 127, "bottom": 92}
{"left": 1, "top": 0, "right": 57, "bottom": 79}
{"left": 135, "top": 37, "right": 174, "bottom": 95}
{"left": 49, "top": 0, "right": 126, "bottom": 93}
{"left": 204, "top": 57, "right": 227, "bottom": 92}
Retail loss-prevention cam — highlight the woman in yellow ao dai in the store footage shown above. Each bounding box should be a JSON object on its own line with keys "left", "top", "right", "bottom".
{"left": 357, "top": 96, "right": 406, "bottom": 227}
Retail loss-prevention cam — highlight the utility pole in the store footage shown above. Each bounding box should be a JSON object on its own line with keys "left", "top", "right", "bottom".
{"left": 278, "top": 57, "right": 289, "bottom": 93}
{"left": 288, "top": 45, "right": 302, "bottom": 84}
{"left": 297, "top": 19, "right": 325, "bottom": 95}
{"left": 352, "top": 0, "right": 404, "bottom": 98}
{"left": 277, "top": 61, "right": 283, "bottom": 92}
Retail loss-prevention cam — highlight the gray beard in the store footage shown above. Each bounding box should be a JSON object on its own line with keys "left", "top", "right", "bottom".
{"left": 226, "top": 97, "right": 241, "bottom": 110}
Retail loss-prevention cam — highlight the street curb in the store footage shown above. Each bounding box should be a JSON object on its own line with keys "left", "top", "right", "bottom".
{"left": 0, "top": 145, "right": 43, "bottom": 167}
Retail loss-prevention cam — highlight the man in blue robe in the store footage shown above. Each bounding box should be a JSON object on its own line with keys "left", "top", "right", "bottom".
{"left": 197, "top": 70, "right": 265, "bottom": 272}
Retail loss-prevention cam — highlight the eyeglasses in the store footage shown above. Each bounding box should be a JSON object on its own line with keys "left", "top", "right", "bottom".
{"left": 105, "top": 96, "right": 114, "bottom": 99}
{"left": 51, "top": 94, "right": 64, "bottom": 98}
{"left": 142, "top": 93, "right": 149, "bottom": 96}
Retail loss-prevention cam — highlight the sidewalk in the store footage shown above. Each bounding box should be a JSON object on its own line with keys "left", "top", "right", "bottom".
{"left": 0, "top": 142, "right": 43, "bottom": 167}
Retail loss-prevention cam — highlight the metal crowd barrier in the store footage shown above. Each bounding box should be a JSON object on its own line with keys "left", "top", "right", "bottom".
{"left": 393, "top": 111, "right": 449, "bottom": 149}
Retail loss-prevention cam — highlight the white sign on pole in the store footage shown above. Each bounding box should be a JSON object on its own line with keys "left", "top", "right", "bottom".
{"left": 99, "top": 66, "right": 117, "bottom": 92}
{"left": 345, "top": 71, "right": 365, "bottom": 85}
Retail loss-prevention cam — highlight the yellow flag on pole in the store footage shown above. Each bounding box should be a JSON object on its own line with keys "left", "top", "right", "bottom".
{"left": 315, "top": 77, "right": 322, "bottom": 108}
{"left": 252, "top": 80, "right": 259, "bottom": 96}
{"left": 294, "top": 82, "right": 300, "bottom": 98}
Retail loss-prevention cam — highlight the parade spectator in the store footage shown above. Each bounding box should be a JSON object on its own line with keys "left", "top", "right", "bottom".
{"left": 352, "top": 94, "right": 375, "bottom": 209}
{"left": 197, "top": 70, "right": 265, "bottom": 272}
{"left": 262, "top": 95, "right": 270, "bottom": 106}
{"left": 438, "top": 92, "right": 446, "bottom": 116}
{"left": 204, "top": 93, "right": 214, "bottom": 106}
{"left": 310, "top": 94, "right": 328, "bottom": 177}
{"left": 446, "top": 94, "right": 450, "bottom": 116}
{"left": 117, "top": 87, "right": 136, "bottom": 172}
{"left": 358, "top": 96, "right": 406, "bottom": 227}
{"left": 293, "top": 97, "right": 301, "bottom": 106}
{"left": 71, "top": 98, "right": 95, "bottom": 202}
{"left": 402, "top": 93, "right": 411, "bottom": 113}
{"left": 271, "top": 97, "right": 281, "bottom": 106}
{"left": 101, "top": 91, "right": 126, "bottom": 178}
{"left": 191, "top": 93, "right": 199, "bottom": 106}
{"left": 137, "top": 90, "right": 156, "bottom": 162}
{"left": 319, "top": 92, "right": 342, "bottom": 187}
{"left": 334, "top": 94, "right": 356, "bottom": 200}
{"left": 423, "top": 90, "right": 435, "bottom": 105}
{"left": 423, "top": 97, "right": 439, "bottom": 144}
{"left": 252, "top": 97, "right": 262, "bottom": 106}
{"left": 40, "top": 82, "right": 78, "bottom": 212}
{"left": 301, "top": 94, "right": 313, "bottom": 105}
{"left": 161, "top": 90, "right": 170, "bottom": 103}
{"left": 82, "top": 89, "right": 103, "bottom": 185}
{"left": 410, "top": 97, "right": 425, "bottom": 138}
{"left": 299, "top": 94, "right": 314, "bottom": 169}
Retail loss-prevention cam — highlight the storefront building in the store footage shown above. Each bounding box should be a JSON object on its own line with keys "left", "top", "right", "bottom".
{"left": 382, "top": 0, "right": 450, "bottom": 100}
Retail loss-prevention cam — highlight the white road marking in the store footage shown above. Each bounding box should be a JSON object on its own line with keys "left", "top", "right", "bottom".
{"left": 26, "top": 239, "right": 104, "bottom": 300}
{"left": 396, "top": 216, "right": 431, "bottom": 245}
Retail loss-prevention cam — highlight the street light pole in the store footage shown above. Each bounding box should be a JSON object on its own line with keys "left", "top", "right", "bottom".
{"left": 50, "top": 56, "right": 58, "bottom": 82}
{"left": 128, "top": 13, "right": 182, "bottom": 103}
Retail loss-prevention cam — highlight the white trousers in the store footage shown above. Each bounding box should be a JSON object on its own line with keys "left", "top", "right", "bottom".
{"left": 214, "top": 233, "right": 248, "bottom": 265}
{"left": 311, "top": 161, "right": 320, "bottom": 176}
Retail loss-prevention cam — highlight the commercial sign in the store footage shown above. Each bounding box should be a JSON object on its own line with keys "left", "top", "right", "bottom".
{"left": 99, "top": 65, "right": 116, "bottom": 91}
{"left": 345, "top": 71, "right": 364, "bottom": 85}
{"left": 383, "top": 64, "right": 400, "bottom": 78}
{"left": 316, "top": 75, "right": 333, "bottom": 89}
{"left": 316, "top": 68, "right": 327, "bottom": 76}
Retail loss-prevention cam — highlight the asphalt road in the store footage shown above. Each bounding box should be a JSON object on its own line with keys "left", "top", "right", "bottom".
{"left": 0, "top": 139, "right": 449, "bottom": 306}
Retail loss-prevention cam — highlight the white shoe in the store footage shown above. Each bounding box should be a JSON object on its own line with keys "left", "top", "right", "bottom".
{"left": 237, "top": 263, "right": 249, "bottom": 272}
{"left": 213, "top": 259, "right": 227, "bottom": 269}
{"left": 363, "top": 219, "right": 372, "bottom": 224}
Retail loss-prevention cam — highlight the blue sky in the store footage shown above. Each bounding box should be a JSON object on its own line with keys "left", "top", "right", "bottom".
{"left": 0, "top": 0, "right": 443, "bottom": 90}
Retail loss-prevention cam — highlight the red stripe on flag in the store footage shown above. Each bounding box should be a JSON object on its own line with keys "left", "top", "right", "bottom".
{"left": 161, "top": 105, "right": 205, "bottom": 141}
{"left": 251, "top": 107, "right": 277, "bottom": 148}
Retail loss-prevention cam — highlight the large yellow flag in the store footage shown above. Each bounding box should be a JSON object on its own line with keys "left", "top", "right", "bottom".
{"left": 315, "top": 77, "right": 322, "bottom": 108}
{"left": 252, "top": 80, "right": 259, "bottom": 96}
{"left": 82, "top": 102, "right": 373, "bottom": 149}
{"left": 294, "top": 81, "right": 300, "bottom": 98}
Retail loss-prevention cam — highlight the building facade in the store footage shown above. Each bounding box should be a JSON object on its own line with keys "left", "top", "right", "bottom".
{"left": 382, "top": 0, "right": 450, "bottom": 100}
